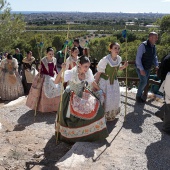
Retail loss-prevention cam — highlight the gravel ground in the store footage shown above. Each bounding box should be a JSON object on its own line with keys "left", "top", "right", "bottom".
{"left": 0, "top": 97, "right": 72, "bottom": 170}
{"left": 0, "top": 92, "right": 169, "bottom": 170}
{"left": 56, "top": 92, "right": 170, "bottom": 170}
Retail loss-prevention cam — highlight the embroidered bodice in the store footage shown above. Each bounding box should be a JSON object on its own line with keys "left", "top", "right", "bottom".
{"left": 97, "top": 54, "right": 122, "bottom": 73}
{"left": 22, "top": 56, "right": 35, "bottom": 70}
{"left": 40, "top": 56, "right": 57, "bottom": 77}
{"left": 1, "top": 58, "right": 18, "bottom": 74}
{"left": 97, "top": 54, "right": 122, "bottom": 84}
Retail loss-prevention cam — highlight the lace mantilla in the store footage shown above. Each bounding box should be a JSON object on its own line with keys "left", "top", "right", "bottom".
{"left": 22, "top": 56, "right": 35, "bottom": 64}
{"left": 97, "top": 54, "right": 122, "bottom": 73}
{"left": 106, "top": 54, "right": 122, "bottom": 67}
{"left": 41, "top": 56, "right": 56, "bottom": 73}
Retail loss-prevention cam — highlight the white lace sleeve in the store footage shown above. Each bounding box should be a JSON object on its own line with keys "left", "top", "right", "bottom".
{"left": 86, "top": 68, "right": 94, "bottom": 83}
{"left": 13, "top": 58, "right": 18, "bottom": 69}
{"left": 64, "top": 70, "right": 72, "bottom": 82}
{"left": 66, "top": 57, "right": 70, "bottom": 70}
{"left": 97, "top": 57, "right": 107, "bottom": 73}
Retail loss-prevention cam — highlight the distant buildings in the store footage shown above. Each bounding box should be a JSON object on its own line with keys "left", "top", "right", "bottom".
{"left": 125, "top": 22, "right": 135, "bottom": 26}
{"left": 145, "top": 24, "right": 159, "bottom": 28}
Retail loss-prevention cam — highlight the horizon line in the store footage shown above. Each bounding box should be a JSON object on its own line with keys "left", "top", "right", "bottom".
{"left": 11, "top": 11, "right": 170, "bottom": 14}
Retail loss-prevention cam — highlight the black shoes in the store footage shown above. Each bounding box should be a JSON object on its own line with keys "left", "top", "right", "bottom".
{"left": 136, "top": 96, "right": 146, "bottom": 103}
{"left": 155, "top": 111, "right": 164, "bottom": 121}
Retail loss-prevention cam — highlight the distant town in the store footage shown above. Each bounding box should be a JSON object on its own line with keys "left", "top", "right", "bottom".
{"left": 16, "top": 11, "right": 166, "bottom": 27}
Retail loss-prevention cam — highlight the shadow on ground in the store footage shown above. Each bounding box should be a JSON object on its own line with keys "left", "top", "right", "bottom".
{"left": 123, "top": 102, "right": 151, "bottom": 134}
{"left": 13, "top": 110, "right": 57, "bottom": 131}
{"left": 145, "top": 122, "right": 170, "bottom": 170}
{"left": 25, "top": 135, "right": 72, "bottom": 170}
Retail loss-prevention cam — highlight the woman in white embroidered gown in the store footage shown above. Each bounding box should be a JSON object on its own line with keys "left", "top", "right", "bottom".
{"left": 54, "top": 56, "right": 108, "bottom": 143}
{"left": 95, "top": 42, "right": 128, "bottom": 121}
{"left": 0, "top": 54, "right": 24, "bottom": 100}
{"left": 26, "top": 47, "right": 61, "bottom": 113}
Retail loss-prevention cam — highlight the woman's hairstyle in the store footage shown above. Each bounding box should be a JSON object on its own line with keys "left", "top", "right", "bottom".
{"left": 77, "top": 55, "right": 90, "bottom": 65}
{"left": 109, "top": 42, "right": 120, "bottom": 51}
{"left": 7, "top": 54, "right": 13, "bottom": 60}
{"left": 26, "top": 51, "right": 32, "bottom": 54}
{"left": 83, "top": 48, "right": 89, "bottom": 56}
{"left": 74, "top": 38, "right": 80, "bottom": 44}
{"left": 46, "top": 47, "right": 54, "bottom": 53}
{"left": 71, "top": 46, "right": 79, "bottom": 52}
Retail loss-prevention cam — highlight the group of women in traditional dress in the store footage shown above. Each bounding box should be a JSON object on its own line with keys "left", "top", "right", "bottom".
{"left": 0, "top": 51, "right": 37, "bottom": 101}
{"left": 25, "top": 42, "right": 128, "bottom": 143}
{"left": 0, "top": 41, "right": 128, "bottom": 143}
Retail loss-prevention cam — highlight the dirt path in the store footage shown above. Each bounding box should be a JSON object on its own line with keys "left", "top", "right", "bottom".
{"left": 56, "top": 93, "right": 169, "bottom": 170}
{"left": 0, "top": 97, "right": 72, "bottom": 170}
{"left": 1, "top": 93, "right": 169, "bottom": 170}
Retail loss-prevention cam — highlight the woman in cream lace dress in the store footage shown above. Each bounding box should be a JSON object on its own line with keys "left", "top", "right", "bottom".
{"left": 0, "top": 54, "right": 24, "bottom": 100}
{"left": 95, "top": 42, "right": 128, "bottom": 121}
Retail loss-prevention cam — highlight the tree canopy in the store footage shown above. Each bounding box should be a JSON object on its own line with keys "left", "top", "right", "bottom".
{"left": 0, "top": 0, "right": 26, "bottom": 52}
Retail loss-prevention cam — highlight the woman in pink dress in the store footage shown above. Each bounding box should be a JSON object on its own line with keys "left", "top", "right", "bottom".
{"left": 26, "top": 47, "right": 61, "bottom": 113}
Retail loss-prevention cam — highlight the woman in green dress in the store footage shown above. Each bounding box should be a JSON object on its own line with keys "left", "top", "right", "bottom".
{"left": 95, "top": 42, "right": 128, "bottom": 121}
{"left": 55, "top": 56, "right": 108, "bottom": 143}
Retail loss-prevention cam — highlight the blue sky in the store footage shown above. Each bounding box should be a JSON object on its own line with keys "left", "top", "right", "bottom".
{"left": 7, "top": 0, "right": 170, "bottom": 13}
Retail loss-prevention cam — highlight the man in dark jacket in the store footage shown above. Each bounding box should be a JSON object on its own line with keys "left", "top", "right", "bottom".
{"left": 73, "top": 38, "right": 83, "bottom": 56}
{"left": 135, "top": 32, "right": 159, "bottom": 103}
{"left": 55, "top": 45, "right": 69, "bottom": 72}
{"left": 159, "top": 53, "right": 170, "bottom": 83}
{"left": 155, "top": 53, "right": 170, "bottom": 129}
{"left": 13, "top": 48, "right": 23, "bottom": 75}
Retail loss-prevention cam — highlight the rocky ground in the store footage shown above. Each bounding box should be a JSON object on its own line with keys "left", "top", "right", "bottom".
{"left": 0, "top": 92, "right": 170, "bottom": 170}
{"left": 0, "top": 97, "right": 72, "bottom": 170}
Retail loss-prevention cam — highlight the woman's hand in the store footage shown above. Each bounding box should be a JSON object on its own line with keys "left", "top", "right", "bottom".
{"left": 54, "top": 63, "right": 66, "bottom": 84}
{"left": 123, "top": 61, "right": 128, "bottom": 68}
{"left": 120, "top": 61, "right": 128, "bottom": 70}
{"left": 98, "top": 89, "right": 106, "bottom": 99}
{"left": 38, "top": 65, "right": 41, "bottom": 70}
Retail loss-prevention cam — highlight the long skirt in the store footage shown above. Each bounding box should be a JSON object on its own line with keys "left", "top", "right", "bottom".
{"left": 0, "top": 71, "right": 24, "bottom": 101}
{"left": 99, "top": 78, "right": 121, "bottom": 121}
{"left": 22, "top": 67, "right": 38, "bottom": 95}
{"left": 26, "top": 74, "right": 60, "bottom": 113}
{"left": 56, "top": 89, "right": 108, "bottom": 143}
